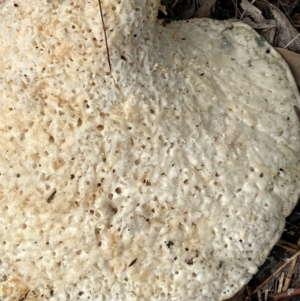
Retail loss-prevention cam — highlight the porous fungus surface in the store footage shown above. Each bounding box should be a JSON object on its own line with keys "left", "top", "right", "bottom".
{"left": 0, "top": 0, "right": 300, "bottom": 300}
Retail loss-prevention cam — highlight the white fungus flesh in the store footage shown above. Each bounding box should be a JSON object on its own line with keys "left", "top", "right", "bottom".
{"left": 0, "top": 0, "right": 300, "bottom": 300}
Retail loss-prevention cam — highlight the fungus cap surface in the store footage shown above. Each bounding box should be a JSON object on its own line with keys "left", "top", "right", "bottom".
{"left": 0, "top": 0, "right": 300, "bottom": 300}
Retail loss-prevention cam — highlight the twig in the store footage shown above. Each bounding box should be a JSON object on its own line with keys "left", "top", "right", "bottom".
{"left": 277, "top": 272, "right": 284, "bottom": 293}
{"left": 171, "top": 0, "right": 180, "bottom": 9}
{"left": 276, "top": 239, "right": 299, "bottom": 253}
{"left": 251, "top": 250, "right": 300, "bottom": 295}
{"left": 97, "top": 0, "right": 112, "bottom": 73}
{"left": 239, "top": 0, "right": 257, "bottom": 20}
{"left": 257, "top": 289, "right": 262, "bottom": 301}
{"left": 277, "top": 239, "right": 300, "bottom": 253}
{"left": 284, "top": 33, "right": 300, "bottom": 49}
{"left": 282, "top": 256, "right": 297, "bottom": 291}
{"left": 232, "top": 0, "right": 242, "bottom": 19}
{"left": 270, "top": 288, "right": 300, "bottom": 300}
{"left": 264, "top": 288, "right": 269, "bottom": 301}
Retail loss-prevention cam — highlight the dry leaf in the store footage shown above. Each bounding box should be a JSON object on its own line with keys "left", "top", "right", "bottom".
{"left": 239, "top": 0, "right": 276, "bottom": 44}
{"left": 240, "top": 0, "right": 276, "bottom": 29}
{"left": 275, "top": 47, "right": 300, "bottom": 87}
{"left": 260, "top": 27, "right": 277, "bottom": 45}
{"left": 159, "top": 2, "right": 167, "bottom": 15}
{"left": 181, "top": 0, "right": 196, "bottom": 19}
{"left": 241, "top": 0, "right": 266, "bottom": 23}
{"left": 257, "top": 0, "right": 300, "bottom": 53}
{"left": 242, "top": 17, "right": 276, "bottom": 29}
{"left": 195, "top": 0, "right": 216, "bottom": 18}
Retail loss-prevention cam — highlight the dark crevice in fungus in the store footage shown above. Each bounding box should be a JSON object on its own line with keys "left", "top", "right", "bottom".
{"left": 128, "top": 258, "right": 138, "bottom": 267}
{"left": 47, "top": 190, "right": 57, "bottom": 203}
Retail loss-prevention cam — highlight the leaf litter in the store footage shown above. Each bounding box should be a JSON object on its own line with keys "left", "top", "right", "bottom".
{"left": 159, "top": 0, "right": 300, "bottom": 300}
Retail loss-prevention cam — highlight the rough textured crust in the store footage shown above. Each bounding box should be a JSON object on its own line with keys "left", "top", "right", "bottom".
{"left": 0, "top": 0, "right": 300, "bottom": 300}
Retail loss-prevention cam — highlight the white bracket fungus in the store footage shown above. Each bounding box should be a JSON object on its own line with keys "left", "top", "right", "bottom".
{"left": 0, "top": 0, "right": 300, "bottom": 300}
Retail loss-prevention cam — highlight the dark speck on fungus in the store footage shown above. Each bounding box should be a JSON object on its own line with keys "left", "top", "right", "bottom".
{"left": 165, "top": 240, "right": 174, "bottom": 248}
